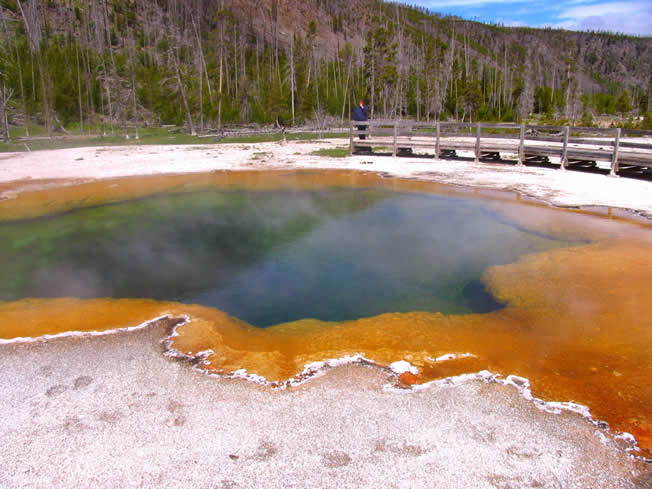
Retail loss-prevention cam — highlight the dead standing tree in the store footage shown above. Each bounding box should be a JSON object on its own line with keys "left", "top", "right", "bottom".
{"left": 127, "top": 28, "right": 139, "bottom": 140}
{"left": 0, "top": 84, "right": 12, "bottom": 142}
{"left": 16, "top": 0, "right": 51, "bottom": 137}
{"left": 188, "top": 0, "right": 214, "bottom": 132}
{"left": 0, "top": 39, "right": 14, "bottom": 142}
{"left": 101, "top": 0, "right": 119, "bottom": 134}
{"left": 88, "top": 1, "right": 113, "bottom": 135}
{"left": 163, "top": 0, "right": 196, "bottom": 135}
{"left": 0, "top": 11, "right": 29, "bottom": 137}
{"left": 167, "top": 31, "right": 196, "bottom": 134}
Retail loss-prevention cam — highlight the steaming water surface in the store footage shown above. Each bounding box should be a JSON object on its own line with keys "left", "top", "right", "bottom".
{"left": 0, "top": 187, "right": 578, "bottom": 326}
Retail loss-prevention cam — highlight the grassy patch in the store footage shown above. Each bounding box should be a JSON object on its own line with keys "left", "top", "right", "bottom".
{"left": 0, "top": 127, "right": 348, "bottom": 152}
{"left": 222, "top": 132, "right": 347, "bottom": 144}
{"left": 310, "top": 146, "right": 351, "bottom": 158}
{"left": 0, "top": 128, "right": 206, "bottom": 152}
{"left": 250, "top": 151, "right": 271, "bottom": 160}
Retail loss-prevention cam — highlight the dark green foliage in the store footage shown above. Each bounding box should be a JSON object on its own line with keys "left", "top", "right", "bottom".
{"left": 616, "top": 90, "right": 632, "bottom": 115}
{"left": 639, "top": 113, "right": 652, "bottom": 130}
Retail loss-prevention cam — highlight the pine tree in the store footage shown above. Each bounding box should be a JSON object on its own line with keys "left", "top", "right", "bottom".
{"left": 616, "top": 90, "right": 632, "bottom": 116}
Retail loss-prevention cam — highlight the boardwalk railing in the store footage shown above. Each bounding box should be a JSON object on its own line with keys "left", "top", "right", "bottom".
{"left": 349, "top": 120, "right": 652, "bottom": 176}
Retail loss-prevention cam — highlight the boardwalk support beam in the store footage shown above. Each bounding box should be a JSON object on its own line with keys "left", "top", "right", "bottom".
{"left": 561, "top": 126, "right": 569, "bottom": 170}
{"left": 392, "top": 121, "right": 398, "bottom": 157}
{"left": 474, "top": 123, "right": 481, "bottom": 163}
{"left": 349, "top": 122, "right": 353, "bottom": 156}
{"left": 610, "top": 127, "right": 621, "bottom": 177}
{"left": 518, "top": 123, "right": 525, "bottom": 166}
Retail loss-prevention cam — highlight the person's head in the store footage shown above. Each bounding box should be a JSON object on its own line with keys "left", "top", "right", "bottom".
{"left": 359, "top": 100, "right": 364, "bottom": 107}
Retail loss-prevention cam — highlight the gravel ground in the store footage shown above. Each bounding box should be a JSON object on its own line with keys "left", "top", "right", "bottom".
{"left": 0, "top": 320, "right": 649, "bottom": 489}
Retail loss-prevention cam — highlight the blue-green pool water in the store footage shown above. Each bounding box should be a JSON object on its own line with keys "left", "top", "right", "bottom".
{"left": 0, "top": 187, "right": 581, "bottom": 326}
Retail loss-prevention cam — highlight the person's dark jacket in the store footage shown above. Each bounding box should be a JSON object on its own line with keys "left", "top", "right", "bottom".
{"left": 353, "top": 104, "right": 368, "bottom": 121}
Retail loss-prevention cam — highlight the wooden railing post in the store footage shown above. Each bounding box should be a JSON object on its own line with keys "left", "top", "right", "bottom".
{"left": 475, "top": 123, "right": 481, "bottom": 163}
{"left": 392, "top": 120, "right": 398, "bottom": 157}
{"left": 561, "top": 126, "right": 569, "bottom": 170}
{"left": 610, "top": 127, "right": 621, "bottom": 177}
{"left": 518, "top": 123, "right": 525, "bottom": 166}
{"left": 435, "top": 121, "right": 440, "bottom": 159}
{"left": 349, "top": 121, "right": 353, "bottom": 156}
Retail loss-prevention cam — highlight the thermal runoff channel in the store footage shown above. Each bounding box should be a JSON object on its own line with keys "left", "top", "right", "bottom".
{"left": 0, "top": 187, "right": 579, "bottom": 326}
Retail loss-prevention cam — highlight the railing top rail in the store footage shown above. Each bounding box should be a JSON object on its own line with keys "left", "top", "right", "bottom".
{"left": 438, "top": 121, "right": 474, "bottom": 127}
{"left": 479, "top": 123, "right": 521, "bottom": 130}
{"left": 621, "top": 128, "right": 652, "bottom": 136}
{"left": 350, "top": 119, "right": 652, "bottom": 137}
{"left": 365, "top": 119, "right": 403, "bottom": 125}
{"left": 569, "top": 126, "right": 617, "bottom": 134}
{"left": 614, "top": 141, "right": 652, "bottom": 149}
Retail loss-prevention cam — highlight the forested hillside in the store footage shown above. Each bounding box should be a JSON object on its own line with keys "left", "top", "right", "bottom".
{"left": 0, "top": 0, "right": 651, "bottom": 139}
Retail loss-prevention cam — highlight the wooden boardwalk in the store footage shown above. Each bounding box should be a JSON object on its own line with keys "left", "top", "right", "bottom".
{"left": 349, "top": 120, "right": 652, "bottom": 176}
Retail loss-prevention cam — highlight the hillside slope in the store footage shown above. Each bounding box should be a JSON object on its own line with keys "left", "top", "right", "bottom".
{"left": 0, "top": 0, "right": 650, "bottom": 136}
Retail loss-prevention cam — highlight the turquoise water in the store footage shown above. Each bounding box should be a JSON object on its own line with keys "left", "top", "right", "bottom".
{"left": 0, "top": 187, "right": 580, "bottom": 326}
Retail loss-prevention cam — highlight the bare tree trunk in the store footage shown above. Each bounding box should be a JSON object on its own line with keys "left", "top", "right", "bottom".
{"left": 91, "top": 0, "right": 112, "bottom": 135}
{"left": 16, "top": 0, "right": 36, "bottom": 105}
{"left": 102, "top": 0, "right": 116, "bottom": 134}
{"left": 416, "top": 78, "right": 420, "bottom": 121}
{"left": 198, "top": 54, "right": 203, "bottom": 131}
{"left": 255, "top": 34, "right": 260, "bottom": 96}
{"left": 240, "top": 23, "right": 246, "bottom": 99}
{"left": 1, "top": 12, "right": 29, "bottom": 136}
{"left": 0, "top": 82, "right": 10, "bottom": 142}
{"left": 16, "top": 43, "right": 29, "bottom": 136}
{"left": 128, "top": 32, "right": 139, "bottom": 139}
{"left": 233, "top": 23, "right": 238, "bottom": 99}
{"left": 565, "top": 63, "right": 572, "bottom": 121}
{"left": 16, "top": 0, "right": 51, "bottom": 137}
{"left": 36, "top": 54, "right": 51, "bottom": 137}
{"left": 99, "top": 70, "right": 106, "bottom": 136}
{"left": 464, "top": 25, "right": 469, "bottom": 80}
{"left": 340, "top": 59, "right": 351, "bottom": 125}
{"left": 316, "top": 63, "right": 321, "bottom": 127}
{"left": 75, "top": 42, "right": 83, "bottom": 134}
{"left": 290, "top": 35, "right": 295, "bottom": 126}
{"left": 190, "top": 9, "right": 213, "bottom": 100}
{"left": 217, "top": 3, "right": 224, "bottom": 131}
{"left": 551, "top": 69, "right": 556, "bottom": 108}
{"left": 171, "top": 46, "right": 195, "bottom": 135}
{"left": 332, "top": 58, "right": 337, "bottom": 99}
{"left": 100, "top": 57, "right": 113, "bottom": 134}
{"left": 370, "top": 50, "right": 375, "bottom": 118}
{"left": 81, "top": 15, "right": 94, "bottom": 128}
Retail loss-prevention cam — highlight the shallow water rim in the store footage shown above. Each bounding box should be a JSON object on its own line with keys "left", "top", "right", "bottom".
{"left": 0, "top": 168, "right": 651, "bottom": 225}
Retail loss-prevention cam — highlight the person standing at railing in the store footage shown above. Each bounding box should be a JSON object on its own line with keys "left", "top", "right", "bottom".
{"left": 353, "top": 100, "right": 368, "bottom": 140}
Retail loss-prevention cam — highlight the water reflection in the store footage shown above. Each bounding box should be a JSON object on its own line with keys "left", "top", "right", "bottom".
{"left": 0, "top": 187, "right": 576, "bottom": 326}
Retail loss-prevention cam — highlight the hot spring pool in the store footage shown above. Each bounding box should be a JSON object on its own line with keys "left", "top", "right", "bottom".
{"left": 0, "top": 170, "right": 650, "bottom": 457}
